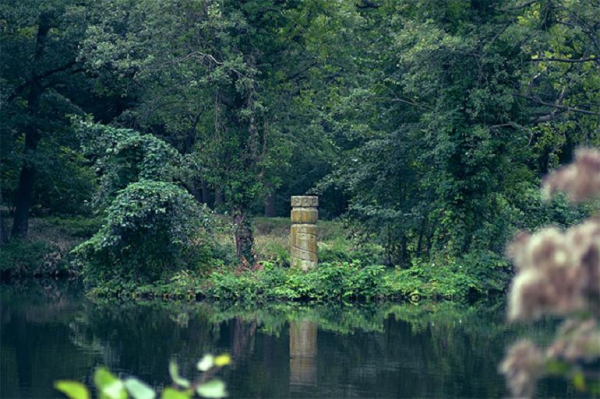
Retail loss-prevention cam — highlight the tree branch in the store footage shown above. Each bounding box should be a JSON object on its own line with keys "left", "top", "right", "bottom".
{"left": 501, "top": 1, "right": 538, "bottom": 11}
{"left": 528, "top": 57, "right": 599, "bottom": 63}
{"left": 517, "top": 94, "right": 600, "bottom": 117}
{"left": 5, "top": 61, "right": 78, "bottom": 103}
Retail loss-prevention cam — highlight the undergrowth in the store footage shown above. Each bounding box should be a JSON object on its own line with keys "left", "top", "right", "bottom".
{"left": 88, "top": 255, "right": 510, "bottom": 303}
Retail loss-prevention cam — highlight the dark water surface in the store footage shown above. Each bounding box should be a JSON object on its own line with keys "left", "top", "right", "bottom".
{"left": 1, "top": 280, "right": 578, "bottom": 399}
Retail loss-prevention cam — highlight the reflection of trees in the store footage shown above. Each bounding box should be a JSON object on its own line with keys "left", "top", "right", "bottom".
{"left": 2, "top": 283, "right": 576, "bottom": 399}
{"left": 229, "top": 316, "right": 257, "bottom": 365}
{"left": 0, "top": 281, "right": 99, "bottom": 399}
{"left": 68, "top": 301, "right": 221, "bottom": 384}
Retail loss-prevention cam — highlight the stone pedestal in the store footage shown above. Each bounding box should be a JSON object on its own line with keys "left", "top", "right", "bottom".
{"left": 290, "top": 196, "right": 318, "bottom": 271}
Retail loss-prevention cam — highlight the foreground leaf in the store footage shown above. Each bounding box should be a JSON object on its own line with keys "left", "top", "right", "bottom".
{"left": 168, "top": 361, "right": 190, "bottom": 388}
{"left": 54, "top": 381, "right": 90, "bottom": 399}
{"left": 197, "top": 355, "right": 214, "bottom": 372}
{"left": 160, "top": 387, "right": 190, "bottom": 399}
{"left": 124, "top": 378, "right": 156, "bottom": 399}
{"left": 94, "top": 367, "right": 127, "bottom": 399}
{"left": 196, "top": 379, "right": 227, "bottom": 398}
{"left": 214, "top": 355, "right": 231, "bottom": 367}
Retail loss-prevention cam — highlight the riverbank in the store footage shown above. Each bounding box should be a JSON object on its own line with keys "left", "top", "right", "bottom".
{"left": 1, "top": 216, "right": 512, "bottom": 302}
{"left": 87, "top": 258, "right": 510, "bottom": 303}
{"left": 0, "top": 217, "right": 102, "bottom": 278}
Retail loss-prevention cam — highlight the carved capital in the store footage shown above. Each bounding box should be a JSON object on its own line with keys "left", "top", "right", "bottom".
{"left": 291, "top": 196, "right": 319, "bottom": 208}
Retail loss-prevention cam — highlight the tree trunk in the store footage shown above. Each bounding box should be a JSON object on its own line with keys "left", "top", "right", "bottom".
{"left": 11, "top": 14, "right": 51, "bottom": 238}
{"left": 233, "top": 206, "right": 255, "bottom": 266}
{"left": 188, "top": 180, "right": 203, "bottom": 203}
{"left": 401, "top": 234, "right": 408, "bottom": 265}
{"left": 264, "top": 192, "right": 276, "bottom": 217}
{"left": 201, "top": 179, "right": 214, "bottom": 208}
{"left": 214, "top": 188, "right": 224, "bottom": 209}
{"left": 0, "top": 192, "right": 8, "bottom": 244}
{"left": 416, "top": 220, "right": 426, "bottom": 258}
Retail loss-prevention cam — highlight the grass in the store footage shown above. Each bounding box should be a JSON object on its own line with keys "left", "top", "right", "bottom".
{"left": 4, "top": 215, "right": 510, "bottom": 304}
{"left": 0, "top": 216, "right": 102, "bottom": 278}
{"left": 252, "top": 217, "right": 384, "bottom": 267}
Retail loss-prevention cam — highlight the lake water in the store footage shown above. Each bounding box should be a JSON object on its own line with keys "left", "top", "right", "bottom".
{"left": 1, "top": 280, "right": 579, "bottom": 399}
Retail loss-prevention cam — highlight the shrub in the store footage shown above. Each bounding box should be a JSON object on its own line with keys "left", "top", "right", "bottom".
{"left": 74, "top": 180, "right": 214, "bottom": 285}
{"left": 318, "top": 237, "right": 384, "bottom": 265}
{"left": 0, "top": 240, "right": 72, "bottom": 277}
{"left": 204, "top": 261, "right": 386, "bottom": 303}
{"left": 383, "top": 260, "right": 480, "bottom": 300}
{"left": 77, "top": 121, "right": 184, "bottom": 209}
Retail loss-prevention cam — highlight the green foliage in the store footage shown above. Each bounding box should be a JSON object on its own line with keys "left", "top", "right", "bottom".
{"left": 1, "top": 0, "right": 597, "bottom": 302}
{"left": 42, "top": 216, "right": 104, "bottom": 238}
{"left": 321, "top": 0, "right": 599, "bottom": 266}
{"left": 203, "top": 261, "right": 479, "bottom": 303}
{"left": 75, "top": 180, "right": 213, "bottom": 285}
{"left": 382, "top": 251, "right": 512, "bottom": 301}
{"left": 77, "top": 122, "right": 184, "bottom": 210}
{"left": 0, "top": 239, "right": 70, "bottom": 277}
{"left": 318, "top": 237, "right": 384, "bottom": 265}
{"left": 0, "top": 216, "right": 102, "bottom": 277}
{"left": 30, "top": 144, "right": 97, "bottom": 216}
{"left": 55, "top": 356, "right": 230, "bottom": 399}
{"left": 0, "top": 0, "right": 119, "bottom": 235}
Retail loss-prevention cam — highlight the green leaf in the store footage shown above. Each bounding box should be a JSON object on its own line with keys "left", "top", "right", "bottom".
{"left": 94, "top": 367, "right": 127, "bottom": 399}
{"left": 160, "top": 388, "right": 190, "bottom": 399}
{"left": 168, "top": 361, "right": 190, "bottom": 388}
{"left": 196, "top": 379, "right": 227, "bottom": 398}
{"left": 197, "top": 355, "right": 215, "bottom": 372}
{"left": 54, "top": 381, "right": 90, "bottom": 399}
{"left": 545, "top": 359, "right": 570, "bottom": 375}
{"left": 214, "top": 354, "right": 231, "bottom": 367}
{"left": 124, "top": 378, "right": 156, "bottom": 399}
{"left": 573, "top": 371, "right": 586, "bottom": 392}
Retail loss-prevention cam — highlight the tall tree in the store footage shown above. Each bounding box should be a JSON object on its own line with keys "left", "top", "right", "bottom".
{"left": 1, "top": 0, "right": 97, "bottom": 237}
{"left": 324, "top": 0, "right": 599, "bottom": 264}
{"left": 80, "top": 0, "right": 340, "bottom": 264}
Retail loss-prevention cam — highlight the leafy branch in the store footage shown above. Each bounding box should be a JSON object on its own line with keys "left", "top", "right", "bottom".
{"left": 55, "top": 354, "right": 231, "bottom": 399}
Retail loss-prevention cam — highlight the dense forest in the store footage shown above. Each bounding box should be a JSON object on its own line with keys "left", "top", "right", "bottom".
{"left": 1, "top": 0, "right": 599, "bottom": 297}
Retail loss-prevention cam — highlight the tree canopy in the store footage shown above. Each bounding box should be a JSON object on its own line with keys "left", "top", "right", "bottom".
{"left": 1, "top": 0, "right": 598, "bottom": 266}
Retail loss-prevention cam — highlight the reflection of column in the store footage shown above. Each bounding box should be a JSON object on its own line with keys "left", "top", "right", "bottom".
{"left": 289, "top": 320, "right": 317, "bottom": 389}
{"left": 290, "top": 196, "right": 318, "bottom": 271}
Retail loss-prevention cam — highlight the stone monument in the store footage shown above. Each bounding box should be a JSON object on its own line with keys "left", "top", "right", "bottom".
{"left": 290, "top": 196, "right": 318, "bottom": 271}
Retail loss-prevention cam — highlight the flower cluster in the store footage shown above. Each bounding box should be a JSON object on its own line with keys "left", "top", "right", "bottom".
{"left": 500, "top": 148, "right": 600, "bottom": 398}
{"left": 506, "top": 219, "right": 600, "bottom": 321}
{"left": 499, "top": 340, "right": 544, "bottom": 398}
{"left": 543, "top": 148, "right": 600, "bottom": 202}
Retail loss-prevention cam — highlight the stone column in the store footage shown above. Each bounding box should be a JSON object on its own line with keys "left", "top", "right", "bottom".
{"left": 290, "top": 196, "right": 318, "bottom": 271}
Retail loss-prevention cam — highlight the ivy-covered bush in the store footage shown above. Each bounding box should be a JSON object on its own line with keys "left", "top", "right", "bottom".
{"left": 72, "top": 121, "right": 218, "bottom": 288}
{"left": 77, "top": 121, "right": 184, "bottom": 209}
{"left": 75, "top": 180, "right": 213, "bottom": 285}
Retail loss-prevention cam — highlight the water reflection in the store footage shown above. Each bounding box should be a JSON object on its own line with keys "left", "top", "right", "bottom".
{"left": 289, "top": 320, "right": 318, "bottom": 390}
{"left": 1, "top": 281, "right": 578, "bottom": 399}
